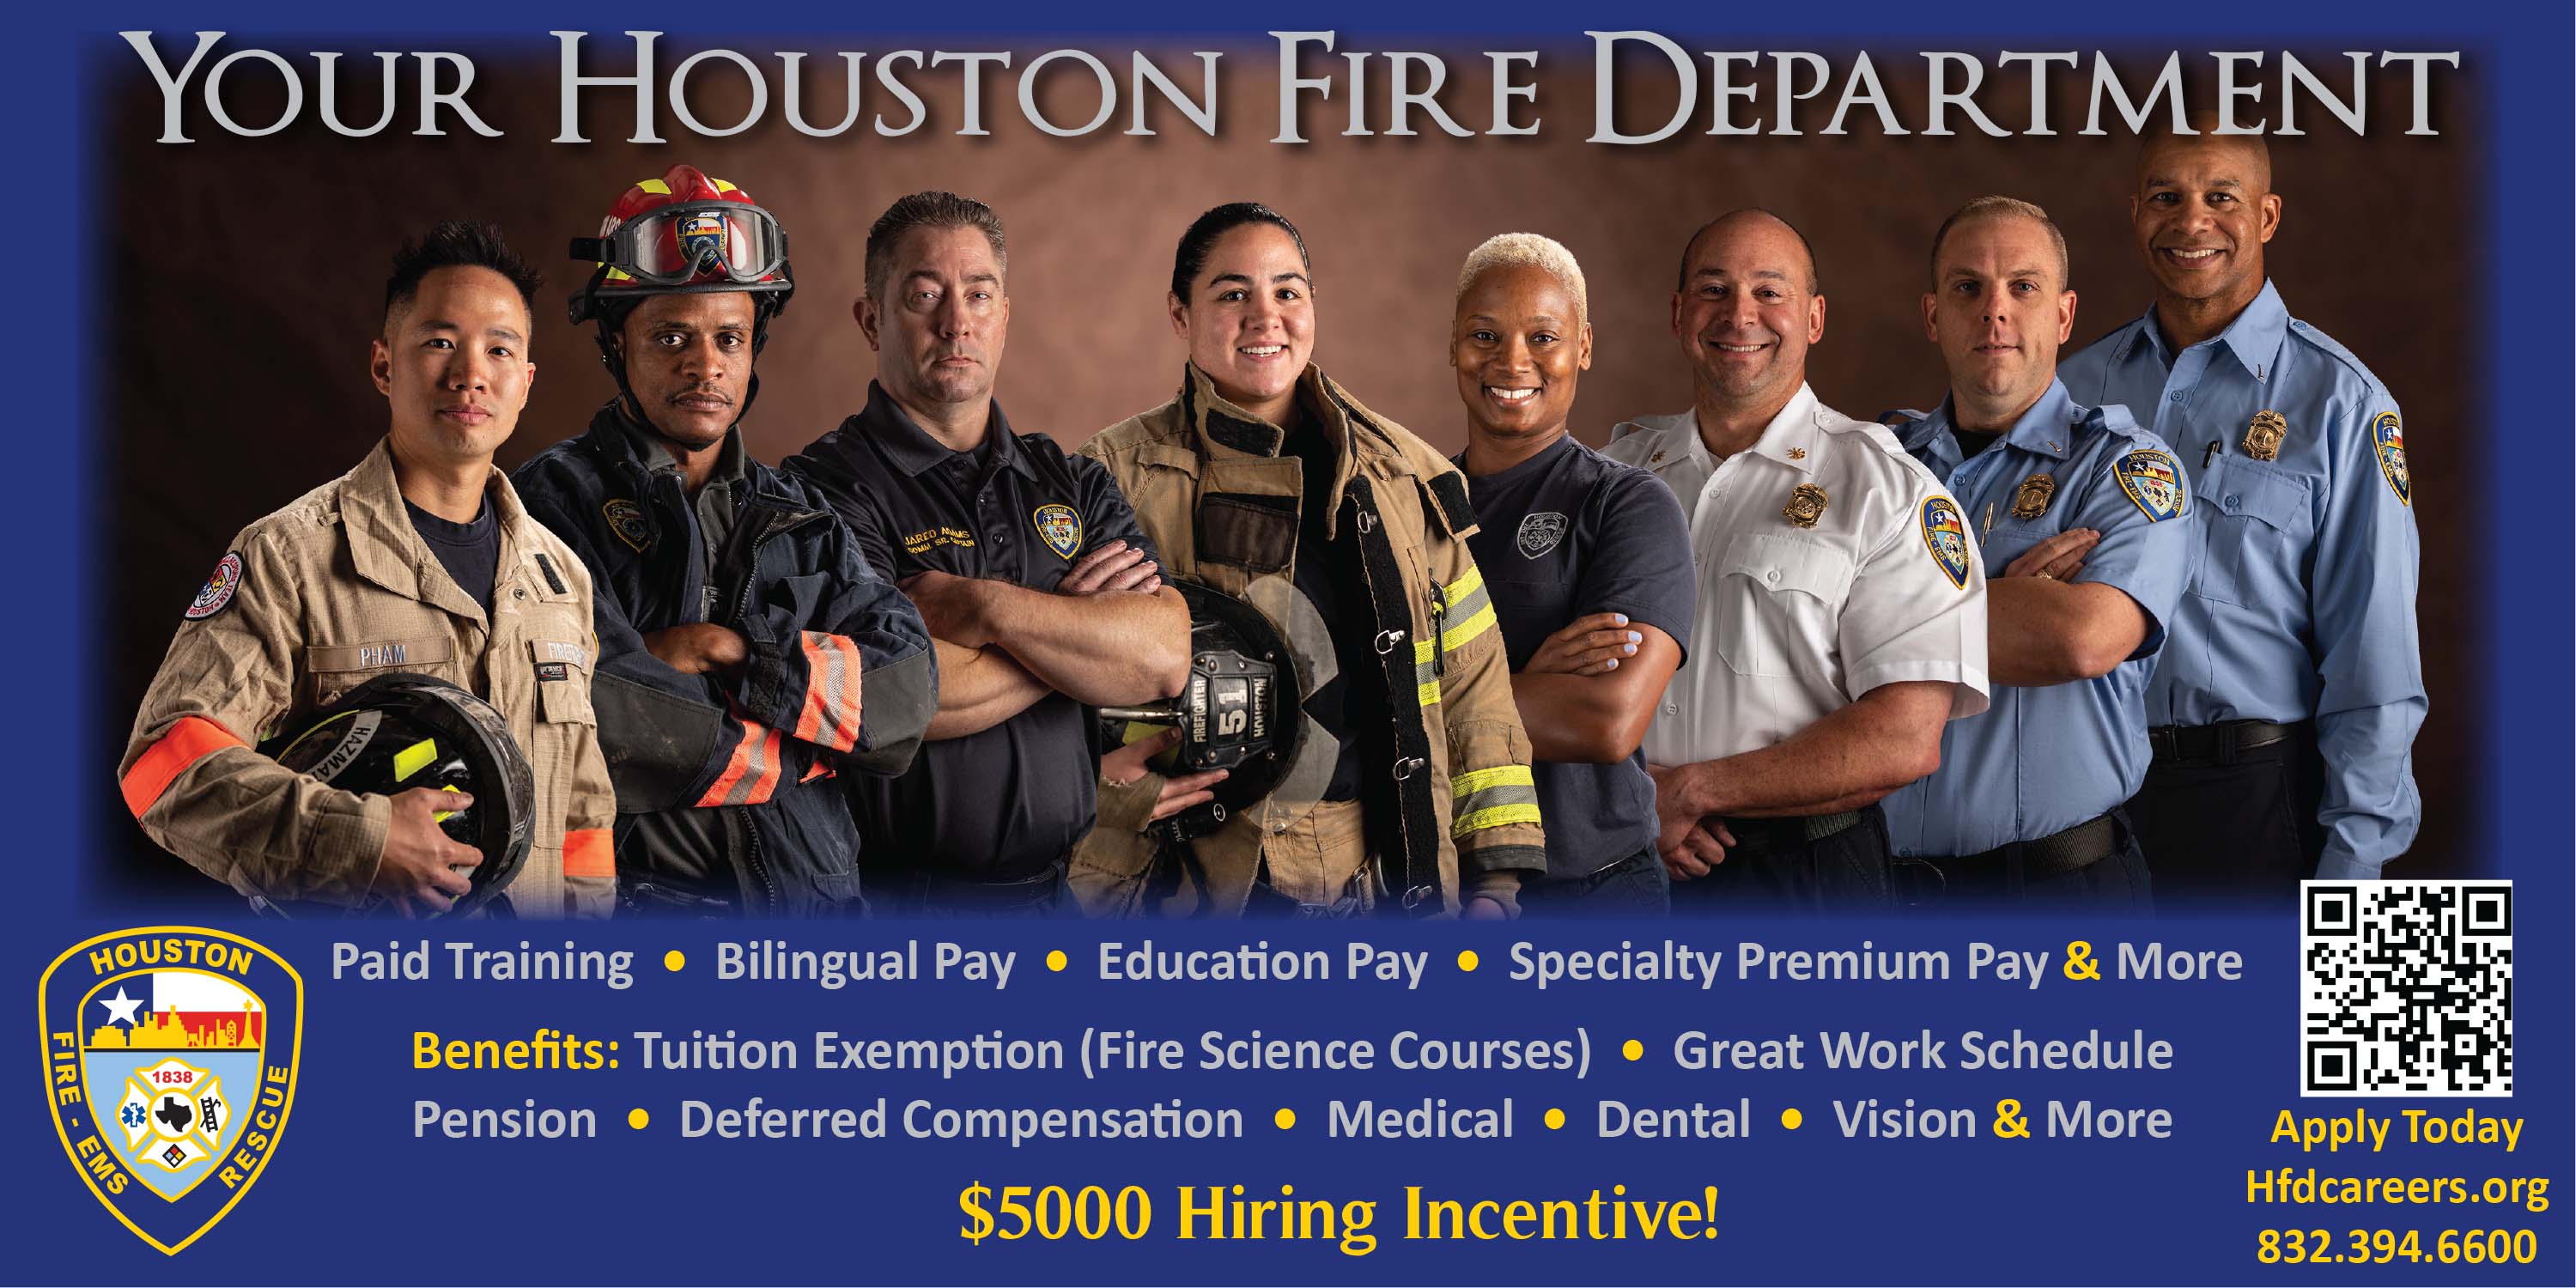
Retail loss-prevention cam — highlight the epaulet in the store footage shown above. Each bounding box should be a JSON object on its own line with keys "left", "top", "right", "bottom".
{"left": 1425, "top": 471, "right": 1477, "bottom": 539}
{"left": 2281, "top": 317, "right": 2390, "bottom": 396}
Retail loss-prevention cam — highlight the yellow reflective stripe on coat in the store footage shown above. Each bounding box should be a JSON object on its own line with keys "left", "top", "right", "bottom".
{"left": 1449, "top": 763, "right": 1540, "bottom": 837}
{"left": 1414, "top": 639, "right": 1441, "bottom": 708}
{"left": 1438, "top": 566, "right": 1497, "bottom": 653}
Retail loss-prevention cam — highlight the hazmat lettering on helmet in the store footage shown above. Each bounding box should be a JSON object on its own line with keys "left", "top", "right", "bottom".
{"left": 183, "top": 552, "right": 243, "bottom": 621}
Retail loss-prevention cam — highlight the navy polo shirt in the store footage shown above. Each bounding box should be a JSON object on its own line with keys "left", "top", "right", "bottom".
{"left": 1455, "top": 434, "right": 1697, "bottom": 879}
{"left": 786, "top": 383, "right": 1157, "bottom": 880}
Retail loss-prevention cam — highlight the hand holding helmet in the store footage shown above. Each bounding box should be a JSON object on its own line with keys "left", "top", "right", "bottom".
{"left": 374, "top": 787, "right": 483, "bottom": 917}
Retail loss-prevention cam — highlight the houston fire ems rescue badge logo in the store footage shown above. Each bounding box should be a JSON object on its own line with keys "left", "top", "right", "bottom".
{"left": 2372, "top": 412, "right": 2410, "bottom": 506}
{"left": 677, "top": 212, "right": 729, "bottom": 264}
{"left": 1919, "top": 497, "right": 1971, "bottom": 589}
{"left": 1516, "top": 512, "right": 1568, "bottom": 559}
{"left": 2114, "top": 450, "right": 2187, "bottom": 523}
{"left": 41, "top": 927, "right": 301, "bottom": 1255}
{"left": 602, "top": 499, "right": 651, "bottom": 552}
{"left": 183, "top": 553, "right": 242, "bottom": 622}
{"left": 1033, "top": 503, "right": 1084, "bottom": 560}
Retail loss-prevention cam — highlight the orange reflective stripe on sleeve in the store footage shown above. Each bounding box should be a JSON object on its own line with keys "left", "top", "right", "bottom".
{"left": 120, "top": 715, "right": 246, "bottom": 819}
{"left": 792, "top": 631, "right": 864, "bottom": 753}
{"left": 693, "top": 718, "right": 786, "bottom": 808}
{"left": 562, "top": 828, "right": 613, "bottom": 878}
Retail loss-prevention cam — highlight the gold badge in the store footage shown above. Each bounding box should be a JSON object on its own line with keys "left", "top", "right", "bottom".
{"left": 2243, "top": 410, "right": 2287, "bottom": 461}
{"left": 1787, "top": 447, "right": 1807, "bottom": 460}
{"left": 2011, "top": 473, "right": 2056, "bottom": 520}
{"left": 1783, "top": 483, "right": 1828, "bottom": 528}
{"left": 1649, "top": 450, "right": 1666, "bottom": 465}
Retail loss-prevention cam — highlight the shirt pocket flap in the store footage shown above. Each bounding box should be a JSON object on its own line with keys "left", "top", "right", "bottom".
{"left": 2208, "top": 465, "right": 2307, "bottom": 533}
{"left": 1721, "top": 532, "right": 1855, "bottom": 603}
{"left": 528, "top": 639, "right": 596, "bottom": 726}
{"left": 527, "top": 638, "right": 592, "bottom": 672}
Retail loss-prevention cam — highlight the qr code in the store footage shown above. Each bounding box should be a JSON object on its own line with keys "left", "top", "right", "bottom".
{"left": 2300, "top": 881, "right": 2512, "bottom": 1097}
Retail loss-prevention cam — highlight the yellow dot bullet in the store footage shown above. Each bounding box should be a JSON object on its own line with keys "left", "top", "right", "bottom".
{"left": 1274, "top": 1108, "right": 1297, "bottom": 1130}
{"left": 1622, "top": 1039, "right": 1644, "bottom": 1061}
{"left": 1544, "top": 1108, "right": 1566, "bottom": 1131}
{"left": 628, "top": 1108, "right": 650, "bottom": 1130}
{"left": 1046, "top": 950, "right": 1067, "bottom": 973}
{"left": 1780, "top": 1108, "right": 1803, "bottom": 1130}
{"left": 1456, "top": 949, "right": 1479, "bottom": 972}
{"left": 663, "top": 950, "right": 685, "bottom": 972}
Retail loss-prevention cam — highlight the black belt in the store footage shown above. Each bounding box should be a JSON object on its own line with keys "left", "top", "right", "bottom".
{"left": 2147, "top": 719, "right": 2306, "bottom": 763}
{"left": 1711, "top": 810, "right": 1865, "bottom": 850}
{"left": 1935, "top": 812, "right": 2121, "bottom": 882}
{"left": 913, "top": 862, "right": 1067, "bottom": 912}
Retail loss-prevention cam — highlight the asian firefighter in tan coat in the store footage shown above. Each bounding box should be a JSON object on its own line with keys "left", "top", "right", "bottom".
{"left": 119, "top": 222, "right": 615, "bottom": 919}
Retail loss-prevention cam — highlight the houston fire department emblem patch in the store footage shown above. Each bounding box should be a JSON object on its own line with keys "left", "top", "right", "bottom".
{"left": 1919, "top": 497, "right": 1971, "bottom": 589}
{"left": 677, "top": 212, "right": 729, "bottom": 266}
{"left": 1033, "top": 503, "right": 1084, "bottom": 560}
{"left": 602, "top": 498, "right": 651, "bottom": 552}
{"left": 2372, "top": 412, "right": 2409, "bottom": 506}
{"left": 183, "top": 553, "right": 242, "bottom": 622}
{"left": 2115, "top": 450, "right": 2187, "bottom": 523}
{"left": 1516, "top": 512, "right": 1568, "bottom": 559}
{"left": 41, "top": 927, "right": 301, "bottom": 1255}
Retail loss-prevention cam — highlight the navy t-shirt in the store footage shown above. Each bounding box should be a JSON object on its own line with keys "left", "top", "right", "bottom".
{"left": 404, "top": 496, "right": 498, "bottom": 619}
{"left": 1457, "top": 434, "right": 1696, "bottom": 879}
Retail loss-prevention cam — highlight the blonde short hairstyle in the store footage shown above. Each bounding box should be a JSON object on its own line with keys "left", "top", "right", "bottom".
{"left": 1928, "top": 196, "right": 2068, "bottom": 289}
{"left": 1455, "top": 233, "right": 1588, "bottom": 329}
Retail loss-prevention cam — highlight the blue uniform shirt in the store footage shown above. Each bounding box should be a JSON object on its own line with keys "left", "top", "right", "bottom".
{"left": 2058, "top": 281, "right": 2424, "bottom": 878}
{"left": 1880, "top": 380, "right": 2191, "bottom": 856}
{"left": 1455, "top": 434, "right": 1697, "bottom": 880}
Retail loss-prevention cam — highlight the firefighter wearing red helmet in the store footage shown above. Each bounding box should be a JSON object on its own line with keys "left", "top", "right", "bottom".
{"left": 514, "top": 165, "right": 937, "bottom": 915}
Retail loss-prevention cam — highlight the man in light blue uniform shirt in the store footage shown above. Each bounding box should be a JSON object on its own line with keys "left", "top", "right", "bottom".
{"left": 1883, "top": 197, "right": 2190, "bottom": 908}
{"left": 2058, "top": 124, "right": 2423, "bottom": 897}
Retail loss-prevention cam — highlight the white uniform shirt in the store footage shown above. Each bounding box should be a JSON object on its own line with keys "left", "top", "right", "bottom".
{"left": 1602, "top": 383, "right": 1990, "bottom": 769}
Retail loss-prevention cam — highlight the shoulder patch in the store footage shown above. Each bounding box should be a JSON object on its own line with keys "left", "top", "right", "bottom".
{"left": 1426, "top": 471, "right": 1477, "bottom": 538}
{"left": 1033, "top": 502, "right": 1084, "bottom": 559}
{"left": 602, "top": 498, "right": 650, "bottom": 553}
{"left": 2113, "top": 450, "right": 2187, "bottom": 522}
{"left": 184, "top": 552, "right": 244, "bottom": 621}
{"left": 1919, "top": 498, "right": 1971, "bottom": 590}
{"left": 2372, "top": 412, "right": 2409, "bottom": 506}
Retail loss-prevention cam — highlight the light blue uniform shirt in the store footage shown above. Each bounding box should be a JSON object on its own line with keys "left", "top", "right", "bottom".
{"left": 2058, "top": 281, "right": 2424, "bottom": 879}
{"left": 1880, "top": 380, "right": 2190, "bottom": 856}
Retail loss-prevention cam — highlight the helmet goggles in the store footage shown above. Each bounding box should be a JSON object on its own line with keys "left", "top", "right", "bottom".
{"left": 573, "top": 199, "right": 789, "bottom": 291}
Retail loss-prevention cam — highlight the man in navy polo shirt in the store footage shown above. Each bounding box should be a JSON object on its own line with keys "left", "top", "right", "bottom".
{"left": 1449, "top": 234, "right": 1694, "bottom": 915}
{"left": 786, "top": 191, "right": 1190, "bottom": 914}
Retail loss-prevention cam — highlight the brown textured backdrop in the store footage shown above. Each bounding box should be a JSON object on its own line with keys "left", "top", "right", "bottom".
{"left": 96, "top": 40, "right": 2474, "bottom": 906}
